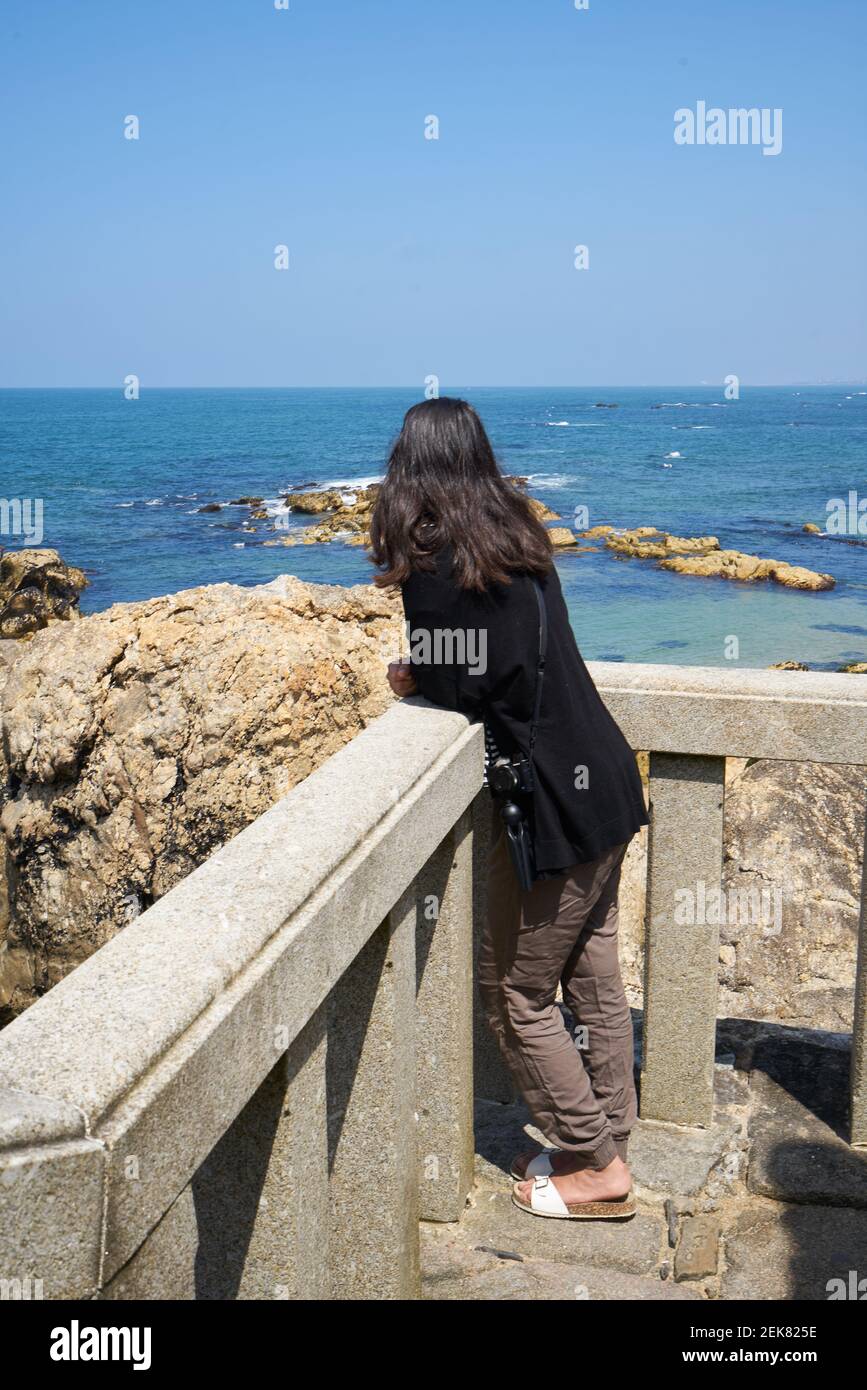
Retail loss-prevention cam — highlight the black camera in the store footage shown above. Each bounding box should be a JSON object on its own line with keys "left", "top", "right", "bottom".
{"left": 488, "top": 753, "right": 535, "bottom": 799}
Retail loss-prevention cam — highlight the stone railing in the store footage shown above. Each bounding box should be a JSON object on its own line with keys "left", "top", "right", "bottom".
{"left": 587, "top": 663, "right": 867, "bottom": 1146}
{"left": 0, "top": 699, "right": 483, "bottom": 1301}
{"left": 0, "top": 663, "right": 865, "bottom": 1301}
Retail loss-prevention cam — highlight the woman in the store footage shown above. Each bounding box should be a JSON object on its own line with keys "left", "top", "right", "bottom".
{"left": 371, "top": 397, "right": 649, "bottom": 1221}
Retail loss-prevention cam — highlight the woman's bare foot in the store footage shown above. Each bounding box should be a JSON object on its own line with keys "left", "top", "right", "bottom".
{"left": 515, "top": 1154, "right": 631, "bottom": 1207}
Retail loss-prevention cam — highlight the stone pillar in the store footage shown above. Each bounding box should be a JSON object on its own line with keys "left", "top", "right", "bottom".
{"left": 188, "top": 1007, "right": 329, "bottom": 1300}
{"left": 641, "top": 753, "right": 725, "bottom": 1127}
{"left": 471, "top": 790, "right": 515, "bottom": 1102}
{"left": 414, "top": 809, "right": 475, "bottom": 1221}
{"left": 327, "top": 894, "right": 419, "bottom": 1299}
{"left": 850, "top": 805, "right": 867, "bottom": 1148}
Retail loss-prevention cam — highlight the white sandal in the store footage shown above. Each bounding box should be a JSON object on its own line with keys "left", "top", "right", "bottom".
{"left": 512, "top": 1173, "right": 636, "bottom": 1221}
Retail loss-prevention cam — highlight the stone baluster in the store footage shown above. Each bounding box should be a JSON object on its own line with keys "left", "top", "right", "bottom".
{"left": 641, "top": 752, "right": 726, "bottom": 1127}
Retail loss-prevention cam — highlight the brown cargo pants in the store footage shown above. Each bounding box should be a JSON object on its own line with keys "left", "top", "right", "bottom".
{"left": 478, "top": 811, "right": 638, "bottom": 1170}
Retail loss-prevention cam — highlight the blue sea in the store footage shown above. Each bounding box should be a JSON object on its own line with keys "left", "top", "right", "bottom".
{"left": 1, "top": 386, "right": 865, "bottom": 669}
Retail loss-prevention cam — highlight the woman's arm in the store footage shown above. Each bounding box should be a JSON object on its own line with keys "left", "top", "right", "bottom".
{"left": 400, "top": 564, "right": 536, "bottom": 722}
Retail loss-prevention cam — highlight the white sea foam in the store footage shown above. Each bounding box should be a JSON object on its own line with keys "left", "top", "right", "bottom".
{"left": 664, "top": 451, "right": 682, "bottom": 459}
{"left": 320, "top": 473, "right": 382, "bottom": 490}
{"left": 262, "top": 496, "right": 293, "bottom": 519}
{"left": 523, "top": 473, "right": 573, "bottom": 488}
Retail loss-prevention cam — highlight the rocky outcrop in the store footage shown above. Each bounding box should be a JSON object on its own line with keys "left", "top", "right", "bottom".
{"left": 617, "top": 756, "right": 865, "bottom": 1031}
{"left": 527, "top": 498, "right": 561, "bottom": 523}
{"left": 547, "top": 527, "right": 582, "bottom": 548}
{"left": 578, "top": 524, "right": 835, "bottom": 591}
{"left": 275, "top": 480, "right": 560, "bottom": 550}
{"left": 0, "top": 549, "right": 88, "bottom": 639}
{"left": 0, "top": 574, "right": 404, "bottom": 1021}
{"left": 719, "top": 759, "right": 865, "bottom": 1028}
{"left": 660, "top": 550, "right": 834, "bottom": 591}
{"left": 605, "top": 528, "right": 720, "bottom": 559}
{"left": 284, "top": 488, "right": 350, "bottom": 515}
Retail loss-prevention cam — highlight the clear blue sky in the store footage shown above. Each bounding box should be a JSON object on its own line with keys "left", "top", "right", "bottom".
{"left": 1, "top": 0, "right": 864, "bottom": 386}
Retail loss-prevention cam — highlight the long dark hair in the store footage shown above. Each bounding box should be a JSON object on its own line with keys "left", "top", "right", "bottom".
{"left": 370, "top": 397, "right": 553, "bottom": 591}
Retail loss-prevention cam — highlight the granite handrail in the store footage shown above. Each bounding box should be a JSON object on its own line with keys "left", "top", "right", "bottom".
{"left": 0, "top": 698, "right": 484, "bottom": 1300}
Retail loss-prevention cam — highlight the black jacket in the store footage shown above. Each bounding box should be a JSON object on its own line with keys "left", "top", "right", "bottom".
{"left": 401, "top": 546, "right": 648, "bottom": 873}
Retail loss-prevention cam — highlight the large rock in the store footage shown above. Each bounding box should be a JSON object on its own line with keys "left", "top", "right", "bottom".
{"left": 0, "top": 549, "right": 88, "bottom": 639}
{"left": 660, "top": 549, "right": 835, "bottom": 590}
{"left": 605, "top": 528, "right": 720, "bottom": 559}
{"left": 719, "top": 759, "right": 864, "bottom": 1028}
{"left": 581, "top": 522, "right": 835, "bottom": 590}
{"left": 0, "top": 574, "right": 403, "bottom": 1021}
{"left": 616, "top": 757, "right": 864, "bottom": 1031}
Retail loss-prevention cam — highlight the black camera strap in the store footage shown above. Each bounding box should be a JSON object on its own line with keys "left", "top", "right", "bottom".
{"left": 527, "top": 577, "right": 547, "bottom": 760}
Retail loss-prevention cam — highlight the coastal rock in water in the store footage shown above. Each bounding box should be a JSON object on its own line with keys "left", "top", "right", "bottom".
{"left": 0, "top": 574, "right": 404, "bottom": 1021}
{"left": 802, "top": 522, "right": 822, "bottom": 534}
{"left": 284, "top": 489, "right": 346, "bottom": 514}
{"left": 582, "top": 523, "right": 836, "bottom": 590}
{"left": 659, "top": 550, "right": 835, "bottom": 590}
{"left": 770, "top": 661, "right": 809, "bottom": 671}
{"left": 839, "top": 662, "right": 867, "bottom": 674}
{"left": 547, "top": 527, "right": 581, "bottom": 548}
{"left": 0, "top": 549, "right": 88, "bottom": 640}
{"left": 605, "top": 529, "right": 720, "bottom": 560}
{"left": 527, "top": 498, "right": 561, "bottom": 523}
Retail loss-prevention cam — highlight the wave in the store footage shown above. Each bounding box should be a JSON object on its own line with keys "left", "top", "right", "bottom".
{"left": 320, "top": 473, "right": 382, "bottom": 490}
{"left": 523, "top": 472, "right": 575, "bottom": 488}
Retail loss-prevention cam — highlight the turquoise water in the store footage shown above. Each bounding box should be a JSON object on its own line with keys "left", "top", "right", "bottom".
{"left": 1, "top": 386, "right": 865, "bottom": 669}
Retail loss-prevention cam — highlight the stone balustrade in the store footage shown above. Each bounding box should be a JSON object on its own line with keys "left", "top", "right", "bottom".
{"left": 0, "top": 663, "right": 864, "bottom": 1301}
{"left": 586, "top": 663, "right": 867, "bottom": 1143}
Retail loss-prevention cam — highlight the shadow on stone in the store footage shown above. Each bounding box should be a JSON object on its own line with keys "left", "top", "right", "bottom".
{"left": 191, "top": 1058, "right": 284, "bottom": 1299}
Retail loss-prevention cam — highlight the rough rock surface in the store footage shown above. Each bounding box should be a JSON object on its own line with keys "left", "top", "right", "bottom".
{"left": 616, "top": 756, "right": 864, "bottom": 1031}
{"left": 660, "top": 548, "right": 835, "bottom": 591}
{"left": 0, "top": 549, "right": 88, "bottom": 639}
{"left": 0, "top": 574, "right": 404, "bottom": 1021}
{"left": 0, "top": 554, "right": 862, "bottom": 1034}
{"left": 719, "top": 759, "right": 865, "bottom": 1028}
{"left": 577, "top": 524, "right": 835, "bottom": 590}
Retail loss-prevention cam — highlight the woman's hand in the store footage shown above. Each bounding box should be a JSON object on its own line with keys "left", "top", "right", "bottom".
{"left": 387, "top": 659, "right": 418, "bottom": 697}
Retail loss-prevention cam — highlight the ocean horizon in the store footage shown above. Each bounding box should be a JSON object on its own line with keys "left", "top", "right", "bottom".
{"left": 2, "top": 384, "right": 865, "bottom": 670}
